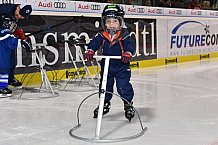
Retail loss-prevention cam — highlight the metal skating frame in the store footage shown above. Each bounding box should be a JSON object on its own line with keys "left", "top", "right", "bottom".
{"left": 69, "top": 56, "right": 147, "bottom": 142}
{"left": 62, "top": 42, "right": 99, "bottom": 90}
{"left": 17, "top": 43, "right": 58, "bottom": 99}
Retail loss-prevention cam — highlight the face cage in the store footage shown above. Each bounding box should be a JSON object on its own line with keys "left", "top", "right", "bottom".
{"left": 101, "top": 16, "right": 124, "bottom": 33}
{"left": 3, "top": 20, "right": 17, "bottom": 33}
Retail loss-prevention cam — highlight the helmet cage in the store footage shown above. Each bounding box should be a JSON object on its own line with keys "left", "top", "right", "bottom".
{"left": 2, "top": 17, "right": 17, "bottom": 33}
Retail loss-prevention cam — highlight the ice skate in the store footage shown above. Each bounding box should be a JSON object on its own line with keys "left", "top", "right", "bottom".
{"left": 0, "top": 88, "right": 12, "bottom": 97}
{"left": 124, "top": 102, "right": 135, "bottom": 122}
{"left": 93, "top": 101, "right": 111, "bottom": 118}
{"left": 9, "top": 78, "right": 22, "bottom": 88}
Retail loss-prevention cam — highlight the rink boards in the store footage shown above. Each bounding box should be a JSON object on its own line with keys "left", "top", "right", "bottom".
{"left": 9, "top": 3, "right": 218, "bottom": 84}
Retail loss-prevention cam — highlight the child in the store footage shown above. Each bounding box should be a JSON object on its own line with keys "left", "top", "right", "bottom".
{"left": 85, "top": 4, "right": 136, "bottom": 121}
{"left": 0, "top": 4, "right": 32, "bottom": 87}
{"left": 0, "top": 15, "right": 32, "bottom": 97}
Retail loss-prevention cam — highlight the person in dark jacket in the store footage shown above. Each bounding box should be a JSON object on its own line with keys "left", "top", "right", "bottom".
{"left": 0, "top": 16, "right": 32, "bottom": 97}
{"left": 85, "top": 4, "right": 136, "bottom": 121}
{"left": 0, "top": 4, "right": 32, "bottom": 88}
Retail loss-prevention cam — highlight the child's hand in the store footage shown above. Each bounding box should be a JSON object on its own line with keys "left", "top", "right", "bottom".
{"left": 121, "top": 52, "right": 132, "bottom": 63}
{"left": 84, "top": 49, "right": 95, "bottom": 61}
{"left": 13, "top": 28, "right": 27, "bottom": 40}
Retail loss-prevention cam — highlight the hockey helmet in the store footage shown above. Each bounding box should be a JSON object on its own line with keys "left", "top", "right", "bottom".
{"left": 0, "top": 15, "right": 18, "bottom": 33}
{"left": 101, "top": 4, "right": 125, "bottom": 28}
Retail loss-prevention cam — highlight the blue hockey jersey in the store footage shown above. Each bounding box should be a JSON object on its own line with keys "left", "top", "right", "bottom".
{"left": 0, "top": 26, "right": 20, "bottom": 73}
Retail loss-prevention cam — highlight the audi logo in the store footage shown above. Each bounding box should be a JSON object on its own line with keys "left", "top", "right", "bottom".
{"left": 54, "top": 2, "right": 66, "bottom": 9}
{"left": 137, "top": 8, "right": 145, "bottom": 13}
{"left": 91, "top": 4, "right": 101, "bottom": 10}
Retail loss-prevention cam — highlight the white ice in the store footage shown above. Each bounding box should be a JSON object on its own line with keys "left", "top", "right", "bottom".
{"left": 1, "top": 58, "right": 218, "bottom": 145}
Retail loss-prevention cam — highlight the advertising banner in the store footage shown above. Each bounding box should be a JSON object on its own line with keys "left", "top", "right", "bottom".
{"left": 16, "top": 15, "right": 157, "bottom": 73}
{"left": 166, "top": 19, "right": 218, "bottom": 57}
{"left": 75, "top": 1, "right": 105, "bottom": 14}
{"left": 146, "top": 7, "right": 164, "bottom": 16}
{"left": 27, "top": 0, "right": 76, "bottom": 12}
{"left": 206, "top": 10, "right": 218, "bottom": 18}
{"left": 125, "top": 5, "right": 147, "bottom": 15}
{"left": 163, "top": 8, "right": 186, "bottom": 16}
{"left": 186, "top": 9, "right": 207, "bottom": 17}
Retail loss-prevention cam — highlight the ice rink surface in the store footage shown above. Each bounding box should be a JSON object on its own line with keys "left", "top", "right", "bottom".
{"left": 1, "top": 58, "right": 218, "bottom": 145}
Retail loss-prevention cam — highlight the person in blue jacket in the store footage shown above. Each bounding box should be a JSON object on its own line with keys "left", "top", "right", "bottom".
{"left": 0, "top": 4, "right": 32, "bottom": 88}
{"left": 85, "top": 4, "right": 136, "bottom": 121}
{"left": 0, "top": 16, "right": 32, "bottom": 97}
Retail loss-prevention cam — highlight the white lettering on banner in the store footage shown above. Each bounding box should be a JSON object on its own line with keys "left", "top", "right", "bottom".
{"left": 61, "top": 32, "right": 90, "bottom": 63}
{"left": 16, "top": 20, "right": 156, "bottom": 68}
{"left": 130, "top": 21, "right": 156, "bottom": 57}
{"left": 17, "top": 33, "right": 58, "bottom": 67}
{"left": 43, "top": 33, "right": 59, "bottom": 65}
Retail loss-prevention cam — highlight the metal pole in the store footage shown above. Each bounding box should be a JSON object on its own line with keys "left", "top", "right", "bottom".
{"left": 94, "top": 56, "right": 121, "bottom": 139}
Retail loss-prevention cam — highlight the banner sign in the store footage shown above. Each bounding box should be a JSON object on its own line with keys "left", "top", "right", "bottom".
{"left": 146, "top": 7, "right": 164, "bottom": 16}
{"left": 165, "top": 19, "right": 218, "bottom": 57}
{"left": 186, "top": 9, "right": 207, "bottom": 17}
{"left": 206, "top": 10, "right": 218, "bottom": 18}
{"left": 16, "top": 15, "right": 157, "bottom": 73}
{"left": 75, "top": 1, "right": 104, "bottom": 14}
{"left": 125, "top": 5, "right": 146, "bottom": 15}
{"left": 27, "top": 0, "right": 76, "bottom": 12}
{"left": 1, "top": 0, "right": 218, "bottom": 18}
{"left": 163, "top": 8, "right": 186, "bottom": 16}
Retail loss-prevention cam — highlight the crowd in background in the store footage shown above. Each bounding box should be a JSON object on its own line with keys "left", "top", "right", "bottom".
{"left": 75, "top": 0, "right": 218, "bottom": 10}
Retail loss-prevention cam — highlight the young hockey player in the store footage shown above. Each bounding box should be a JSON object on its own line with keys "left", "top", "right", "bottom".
{"left": 0, "top": 4, "right": 32, "bottom": 88}
{"left": 84, "top": 4, "right": 136, "bottom": 121}
{"left": 0, "top": 16, "right": 32, "bottom": 97}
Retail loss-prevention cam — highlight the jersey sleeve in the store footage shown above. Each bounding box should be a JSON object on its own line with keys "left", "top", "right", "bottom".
{"left": 122, "top": 36, "right": 136, "bottom": 56}
{"left": 87, "top": 32, "right": 104, "bottom": 52}
{"left": 2, "top": 34, "right": 20, "bottom": 50}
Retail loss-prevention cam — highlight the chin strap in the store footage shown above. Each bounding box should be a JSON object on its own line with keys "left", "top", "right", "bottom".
{"left": 107, "top": 29, "right": 117, "bottom": 36}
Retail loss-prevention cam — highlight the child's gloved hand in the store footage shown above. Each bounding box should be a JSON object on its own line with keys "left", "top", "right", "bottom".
{"left": 121, "top": 51, "right": 132, "bottom": 63}
{"left": 13, "top": 28, "right": 27, "bottom": 40}
{"left": 84, "top": 49, "right": 95, "bottom": 61}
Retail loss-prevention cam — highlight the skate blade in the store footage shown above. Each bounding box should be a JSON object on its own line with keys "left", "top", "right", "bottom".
{"left": 0, "top": 94, "right": 12, "bottom": 98}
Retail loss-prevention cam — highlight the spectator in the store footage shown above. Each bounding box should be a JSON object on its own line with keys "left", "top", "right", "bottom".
{"left": 158, "top": 0, "right": 172, "bottom": 7}
{"left": 201, "top": 0, "right": 210, "bottom": 10}
{"left": 173, "top": 0, "right": 187, "bottom": 9}
{"left": 143, "top": 0, "right": 152, "bottom": 6}
{"left": 106, "top": 0, "right": 114, "bottom": 3}
{"left": 188, "top": 0, "right": 201, "bottom": 9}
{"left": 124, "top": 0, "right": 131, "bottom": 5}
